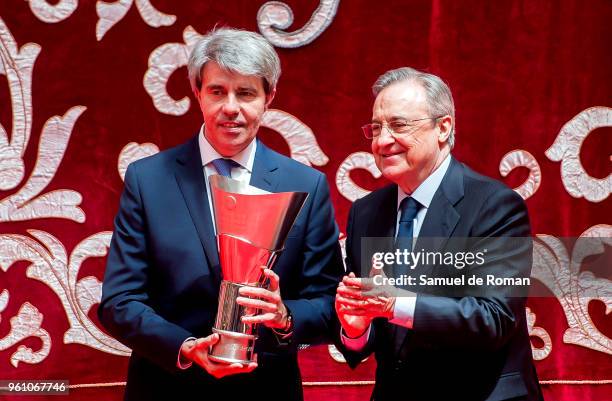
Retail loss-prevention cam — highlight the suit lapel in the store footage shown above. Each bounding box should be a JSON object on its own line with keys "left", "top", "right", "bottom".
{"left": 249, "top": 140, "right": 279, "bottom": 192}
{"left": 365, "top": 185, "right": 397, "bottom": 279}
{"left": 414, "top": 194, "right": 460, "bottom": 260}
{"left": 174, "top": 135, "right": 221, "bottom": 281}
{"left": 394, "top": 157, "right": 465, "bottom": 355}
{"left": 415, "top": 157, "right": 464, "bottom": 254}
{"left": 366, "top": 184, "right": 397, "bottom": 238}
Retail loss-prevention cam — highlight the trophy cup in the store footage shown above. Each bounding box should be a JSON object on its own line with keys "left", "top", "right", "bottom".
{"left": 208, "top": 175, "right": 308, "bottom": 364}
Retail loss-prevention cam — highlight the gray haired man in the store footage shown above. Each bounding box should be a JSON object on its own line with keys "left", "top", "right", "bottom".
{"left": 99, "top": 27, "right": 343, "bottom": 401}
{"left": 335, "top": 67, "right": 543, "bottom": 401}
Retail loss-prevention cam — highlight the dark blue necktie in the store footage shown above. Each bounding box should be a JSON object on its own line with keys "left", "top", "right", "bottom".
{"left": 211, "top": 158, "right": 239, "bottom": 177}
{"left": 396, "top": 197, "right": 421, "bottom": 251}
{"left": 392, "top": 197, "right": 422, "bottom": 347}
{"left": 387, "top": 196, "right": 421, "bottom": 280}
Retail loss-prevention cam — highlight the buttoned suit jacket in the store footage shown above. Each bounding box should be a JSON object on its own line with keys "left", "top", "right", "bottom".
{"left": 99, "top": 135, "right": 344, "bottom": 401}
{"left": 338, "top": 157, "right": 543, "bottom": 401}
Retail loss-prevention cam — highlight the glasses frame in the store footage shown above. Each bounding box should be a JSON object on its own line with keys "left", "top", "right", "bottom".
{"left": 361, "top": 115, "right": 445, "bottom": 139}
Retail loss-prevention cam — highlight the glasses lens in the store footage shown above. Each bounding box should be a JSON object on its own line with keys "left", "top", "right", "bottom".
{"left": 371, "top": 124, "right": 382, "bottom": 137}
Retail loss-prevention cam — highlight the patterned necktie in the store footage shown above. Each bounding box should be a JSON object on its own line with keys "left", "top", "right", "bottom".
{"left": 211, "top": 158, "right": 239, "bottom": 178}
{"left": 396, "top": 196, "right": 422, "bottom": 251}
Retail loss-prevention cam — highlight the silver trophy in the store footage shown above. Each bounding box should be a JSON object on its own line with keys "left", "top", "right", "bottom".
{"left": 208, "top": 175, "right": 308, "bottom": 364}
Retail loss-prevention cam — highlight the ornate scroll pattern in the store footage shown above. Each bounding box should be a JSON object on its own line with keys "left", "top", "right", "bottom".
{"left": 545, "top": 107, "right": 612, "bottom": 203}
{"left": 144, "top": 26, "right": 201, "bottom": 116}
{"left": 327, "top": 343, "right": 369, "bottom": 364}
{"left": 118, "top": 142, "right": 160, "bottom": 181}
{"left": 0, "top": 17, "right": 39, "bottom": 190}
{"left": 0, "top": 17, "right": 86, "bottom": 222}
{"left": 27, "top": 0, "right": 78, "bottom": 23}
{"left": 532, "top": 225, "right": 612, "bottom": 355}
{"left": 526, "top": 307, "right": 552, "bottom": 360}
{"left": 336, "top": 152, "right": 381, "bottom": 202}
{"left": 499, "top": 150, "right": 542, "bottom": 200}
{"left": 96, "top": 0, "right": 176, "bottom": 41}
{"left": 328, "top": 344, "right": 347, "bottom": 363}
{"left": 0, "top": 291, "right": 51, "bottom": 367}
{"left": 0, "top": 290, "right": 6, "bottom": 311}
{"left": 338, "top": 232, "right": 347, "bottom": 268}
{"left": 0, "top": 231, "right": 131, "bottom": 358}
{"left": 261, "top": 110, "right": 329, "bottom": 166}
{"left": 257, "top": 0, "right": 340, "bottom": 48}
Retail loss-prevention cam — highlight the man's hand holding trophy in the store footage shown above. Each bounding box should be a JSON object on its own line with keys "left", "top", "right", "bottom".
{"left": 180, "top": 174, "right": 307, "bottom": 377}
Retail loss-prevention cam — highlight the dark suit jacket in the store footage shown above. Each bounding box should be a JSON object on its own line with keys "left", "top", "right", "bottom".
{"left": 98, "top": 135, "right": 343, "bottom": 401}
{"left": 338, "top": 157, "right": 543, "bottom": 401}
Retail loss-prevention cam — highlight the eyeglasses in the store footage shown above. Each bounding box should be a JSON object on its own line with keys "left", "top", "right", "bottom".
{"left": 361, "top": 116, "right": 444, "bottom": 139}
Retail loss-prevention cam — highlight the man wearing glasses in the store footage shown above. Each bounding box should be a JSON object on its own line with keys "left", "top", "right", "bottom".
{"left": 334, "top": 67, "right": 543, "bottom": 401}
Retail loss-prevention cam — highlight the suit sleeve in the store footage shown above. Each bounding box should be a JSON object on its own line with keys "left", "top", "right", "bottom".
{"left": 98, "top": 163, "right": 193, "bottom": 372}
{"left": 283, "top": 173, "right": 344, "bottom": 346}
{"left": 332, "top": 200, "right": 377, "bottom": 368}
{"left": 413, "top": 188, "right": 532, "bottom": 351}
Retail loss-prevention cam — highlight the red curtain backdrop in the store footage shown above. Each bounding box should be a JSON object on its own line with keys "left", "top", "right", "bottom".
{"left": 0, "top": 1, "right": 610, "bottom": 400}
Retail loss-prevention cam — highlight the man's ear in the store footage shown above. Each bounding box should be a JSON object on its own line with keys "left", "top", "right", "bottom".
{"left": 437, "top": 115, "right": 453, "bottom": 143}
{"left": 265, "top": 88, "right": 276, "bottom": 109}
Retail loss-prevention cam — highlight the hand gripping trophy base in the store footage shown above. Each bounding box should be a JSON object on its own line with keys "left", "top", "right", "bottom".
{"left": 209, "top": 328, "right": 256, "bottom": 365}
{"left": 209, "top": 280, "right": 258, "bottom": 364}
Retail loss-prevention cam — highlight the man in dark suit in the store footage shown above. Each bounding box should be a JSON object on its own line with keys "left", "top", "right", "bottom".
{"left": 335, "top": 67, "right": 543, "bottom": 401}
{"left": 98, "top": 28, "right": 343, "bottom": 401}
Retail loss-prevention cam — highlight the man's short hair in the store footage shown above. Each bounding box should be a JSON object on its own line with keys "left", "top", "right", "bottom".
{"left": 372, "top": 67, "right": 456, "bottom": 148}
{"left": 187, "top": 27, "right": 281, "bottom": 95}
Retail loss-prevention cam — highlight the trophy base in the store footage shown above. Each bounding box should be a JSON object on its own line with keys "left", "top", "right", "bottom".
{"left": 209, "top": 328, "right": 257, "bottom": 364}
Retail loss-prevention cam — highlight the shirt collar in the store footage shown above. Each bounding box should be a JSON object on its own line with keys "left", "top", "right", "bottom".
{"left": 198, "top": 124, "right": 257, "bottom": 172}
{"left": 397, "top": 154, "right": 452, "bottom": 210}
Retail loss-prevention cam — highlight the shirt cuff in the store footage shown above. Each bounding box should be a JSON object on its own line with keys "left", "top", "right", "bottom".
{"left": 340, "top": 325, "right": 371, "bottom": 351}
{"left": 389, "top": 295, "right": 417, "bottom": 329}
{"left": 176, "top": 336, "right": 197, "bottom": 370}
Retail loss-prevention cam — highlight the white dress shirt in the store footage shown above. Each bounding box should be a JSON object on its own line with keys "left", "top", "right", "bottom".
{"left": 198, "top": 125, "right": 257, "bottom": 231}
{"left": 342, "top": 155, "right": 451, "bottom": 350}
